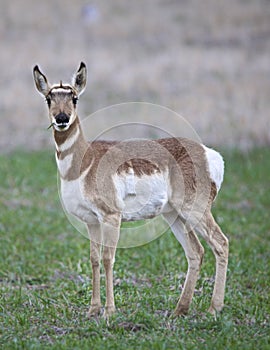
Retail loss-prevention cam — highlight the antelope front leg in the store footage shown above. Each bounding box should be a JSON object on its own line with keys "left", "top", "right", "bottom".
{"left": 102, "top": 218, "right": 120, "bottom": 318}
{"left": 103, "top": 245, "right": 117, "bottom": 318}
{"left": 87, "top": 225, "right": 102, "bottom": 317}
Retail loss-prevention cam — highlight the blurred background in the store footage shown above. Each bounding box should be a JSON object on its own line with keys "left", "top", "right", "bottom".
{"left": 0, "top": 0, "right": 269, "bottom": 152}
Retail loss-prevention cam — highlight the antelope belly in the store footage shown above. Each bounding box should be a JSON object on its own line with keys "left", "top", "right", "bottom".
{"left": 114, "top": 172, "right": 171, "bottom": 222}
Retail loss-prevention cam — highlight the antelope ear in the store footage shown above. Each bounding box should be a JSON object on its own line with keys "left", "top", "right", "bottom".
{"left": 72, "top": 62, "right": 87, "bottom": 96}
{"left": 33, "top": 65, "right": 50, "bottom": 96}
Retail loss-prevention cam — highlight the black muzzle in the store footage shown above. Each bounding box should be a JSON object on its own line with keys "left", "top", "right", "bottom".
{"left": 55, "top": 113, "right": 69, "bottom": 125}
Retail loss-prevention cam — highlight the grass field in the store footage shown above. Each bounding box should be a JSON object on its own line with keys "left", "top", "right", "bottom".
{"left": 0, "top": 148, "right": 269, "bottom": 349}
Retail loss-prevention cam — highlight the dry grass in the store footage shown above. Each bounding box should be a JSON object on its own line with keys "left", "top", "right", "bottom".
{"left": 1, "top": 0, "right": 270, "bottom": 152}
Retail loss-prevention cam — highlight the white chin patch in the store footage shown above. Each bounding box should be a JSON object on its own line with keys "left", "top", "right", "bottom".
{"left": 54, "top": 124, "right": 70, "bottom": 132}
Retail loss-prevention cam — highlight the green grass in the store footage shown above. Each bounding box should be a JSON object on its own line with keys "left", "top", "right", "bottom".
{"left": 0, "top": 148, "right": 269, "bottom": 349}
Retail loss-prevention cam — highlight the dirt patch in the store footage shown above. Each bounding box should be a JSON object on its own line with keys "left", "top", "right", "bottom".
{"left": 1, "top": 0, "right": 270, "bottom": 152}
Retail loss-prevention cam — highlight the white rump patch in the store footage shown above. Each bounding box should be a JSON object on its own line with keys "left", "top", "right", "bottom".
{"left": 203, "top": 145, "right": 224, "bottom": 192}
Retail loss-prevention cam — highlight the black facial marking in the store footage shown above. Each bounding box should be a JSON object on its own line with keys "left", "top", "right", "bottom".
{"left": 46, "top": 96, "right": 51, "bottom": 107}
{"left": 55, "top": 112, "right": 69, "bottom": 125}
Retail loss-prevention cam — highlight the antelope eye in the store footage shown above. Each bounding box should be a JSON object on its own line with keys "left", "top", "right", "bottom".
{"left": 72, "top": 96, "right": 78, "bottom": 105}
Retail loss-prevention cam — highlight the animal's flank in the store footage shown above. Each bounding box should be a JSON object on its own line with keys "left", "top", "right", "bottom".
{"left": 117, "top": 158, "right": 160, "bottom": 176}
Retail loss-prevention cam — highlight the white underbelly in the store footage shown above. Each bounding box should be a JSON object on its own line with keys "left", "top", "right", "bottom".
{"left": 60, "top": 172, "right": 172, "bottom": 224}
{"left": 121, "top": 196, "right": 172, "bottom": 221}
{"left": 114, "top": 172, "right": 172, "bottom": 222}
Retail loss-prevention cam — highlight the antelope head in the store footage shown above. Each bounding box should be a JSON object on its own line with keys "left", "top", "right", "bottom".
{"left": 33, "top": 62, "right": 87, "bottom": 132}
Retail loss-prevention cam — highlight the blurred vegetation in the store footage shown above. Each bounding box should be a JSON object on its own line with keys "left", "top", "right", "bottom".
{"left": 0, "top": 0, "right": 270, "bottom": 152}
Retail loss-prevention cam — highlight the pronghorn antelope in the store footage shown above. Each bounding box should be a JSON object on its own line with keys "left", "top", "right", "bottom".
{"left": 33, "top": 62, "right": 229, "bottom": 318}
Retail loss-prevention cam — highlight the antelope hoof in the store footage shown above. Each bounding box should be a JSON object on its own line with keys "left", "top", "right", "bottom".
{"left": 174, "top": 305, "right": 189, "bottom": 317}
{"left": 207, "top": 306, "right": 217, "bottom": 318}
{"left": 103, "top": 305, "right": 116, "bottom": 319}
{"left": 208, "top": 303, "right": 223, "bottom": 319}
{"left": 88, "top": 304, "right": 102, "bottom": 318}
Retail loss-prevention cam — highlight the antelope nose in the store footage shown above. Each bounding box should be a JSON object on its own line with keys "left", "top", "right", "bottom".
{"left": 55, "top": 113, "right": 69, "bottom": 124}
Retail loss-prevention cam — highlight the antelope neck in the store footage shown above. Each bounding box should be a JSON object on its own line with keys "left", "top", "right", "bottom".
{"left": 54, "top": 118, "right": 84, "bottom": 151}
{"left": 54, "top": 117, "right": 89, "bottom": 181}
